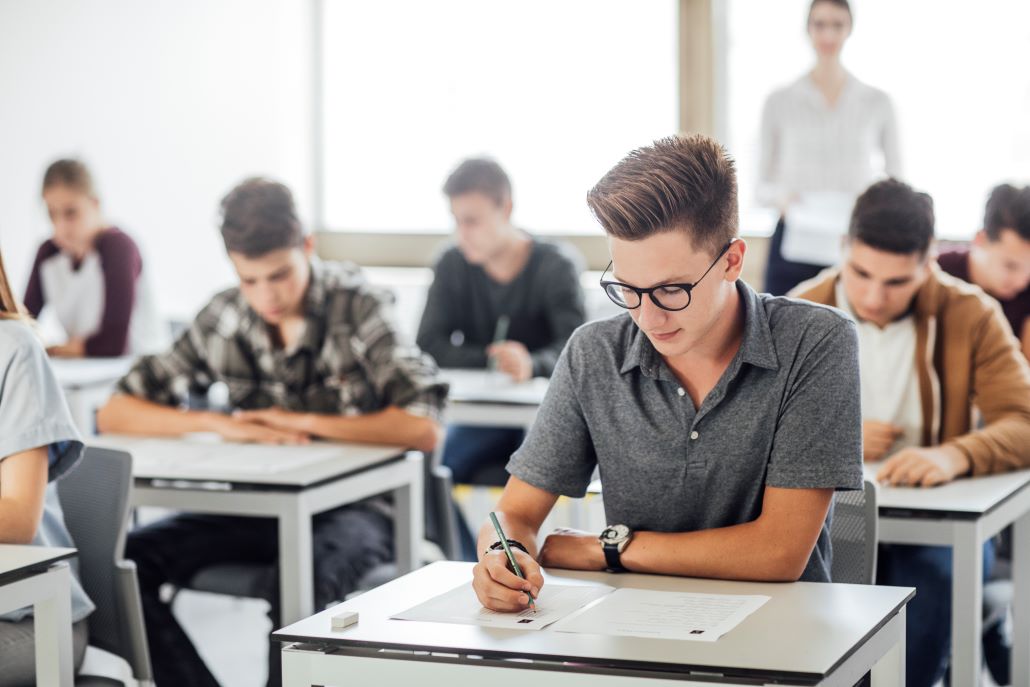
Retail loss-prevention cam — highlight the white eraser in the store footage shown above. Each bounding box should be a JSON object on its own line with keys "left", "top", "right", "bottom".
{"left": 331, "top": 611, "right": 359, "bottom": 630}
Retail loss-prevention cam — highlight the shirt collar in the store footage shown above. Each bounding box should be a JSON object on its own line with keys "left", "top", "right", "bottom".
{"left": 619, "top": 281, "right": 780, "bottom": 378}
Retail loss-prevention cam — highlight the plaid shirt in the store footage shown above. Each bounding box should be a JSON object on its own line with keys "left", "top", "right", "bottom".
{"left": 118, "top": 259, "right": 446, "bottom": 420}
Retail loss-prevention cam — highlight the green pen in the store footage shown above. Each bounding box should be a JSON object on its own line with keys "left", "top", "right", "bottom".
{"left": 488, "top": 315, "right": 510, "bottom": 372}
{"left": 488, "top": 511, "right": 536, "bottom": 612}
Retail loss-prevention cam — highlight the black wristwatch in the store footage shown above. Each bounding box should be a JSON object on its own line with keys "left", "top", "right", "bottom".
{"left": 599, "top": 524, "right": 633, "bottom": 572}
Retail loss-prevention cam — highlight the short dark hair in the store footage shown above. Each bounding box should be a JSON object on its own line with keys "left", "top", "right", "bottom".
{"left": 983, "top": 183, "right": 1030, "bottom": 242}
{"left": 848, "top": 179, "right": 935, "bottom": 256}
{"left": 586, "top": 134, "right": 738, "bottom": 256}
{"left": 808, "top": 0, "right": 852, "bottom": 26}
{"left": 442, "top": 158, "right": 512, "bottom": 205}
{"left": 220, "top": 178, "right": 304, "bottom": 257}
{"left": 42, "top": 158, "right": 97, "bottom": 198}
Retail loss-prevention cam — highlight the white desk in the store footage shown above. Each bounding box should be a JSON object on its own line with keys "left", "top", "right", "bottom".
{"left": 0, "top": 545, "right": 76, "bottom": 687}
{"left": 92, "top": 434, "right": 424, "bottom": 624}
{"left": 874, "top": 467, "right": 1030, "bottom": 686}
{"left": 274, "top": 561, "right": 913, "bottom": 686}
{"left": 50, "top": 357, "right": 134, "bottom": 435}
{"left": 440, "top": 369, "right": 547, "bottom": 429}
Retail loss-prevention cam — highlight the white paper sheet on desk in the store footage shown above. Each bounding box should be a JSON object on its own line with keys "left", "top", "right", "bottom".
{"left": 109, "top": 437, "right": 341, "bottom": 475}
{"left": 553, "top": 589, "right": 769, "bottom": 642}
{"left": 392, "top": 582, "right": 614, "bottom": 630}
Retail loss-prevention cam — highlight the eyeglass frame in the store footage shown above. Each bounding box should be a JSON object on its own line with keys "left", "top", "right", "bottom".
{"left": 598, "top": 240, "right": 736, "bottom": 312}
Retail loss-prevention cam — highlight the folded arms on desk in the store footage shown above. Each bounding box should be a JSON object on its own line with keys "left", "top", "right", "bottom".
{"left": 98, "top": 394, "right": 442, "bottom": 452}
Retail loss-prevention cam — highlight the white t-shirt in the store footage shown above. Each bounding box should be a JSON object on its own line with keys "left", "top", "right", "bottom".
{"left": 837, "top": 282, "right": 922, "bottom": 454}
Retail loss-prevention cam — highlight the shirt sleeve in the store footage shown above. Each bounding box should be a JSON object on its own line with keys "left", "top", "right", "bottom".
{"left": 352, "top": 287, "right": 448, "bottom": 421}
{"left": 115, "top": 314, "right": 213, "bottom": 406}
{"left": 0, "top": 324, "right": 83, "bottom": 480}
{"left": 880, "top": 94, "right": 903, "bottom": 179}
{"left": 84, "top": 231, "right": 142, "bottom": 357}
{"left": 766, "top": 318, "right": 863, "bottom": 490}
{"left": 22, "top": 241, "right": 61, "bottom": 318}
{"left": 947, "top": 303, "right": 1030, "bottom": 475}
{"left": 506, "top": 331, "right": 597, "bottom": 497}
{"left": 416, "top": 250, "right": 490, "bottom": 369}
{"left": 528, "top": 248, "right": 586, "bottom": 378}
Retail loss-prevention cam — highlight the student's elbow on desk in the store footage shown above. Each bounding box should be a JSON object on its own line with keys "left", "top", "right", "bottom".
{"left": 95, "top": 394, "right": 131, "bottom": 433}
{"left": 410, "top": 417, "right": 444, "bottom": 454}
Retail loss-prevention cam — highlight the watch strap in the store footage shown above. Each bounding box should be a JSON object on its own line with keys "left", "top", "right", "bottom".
{"left": 603, "top": 542, "right": 626, "bottom": 572}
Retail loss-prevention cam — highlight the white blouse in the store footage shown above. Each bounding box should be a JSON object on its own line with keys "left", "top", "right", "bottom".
{"left": 758, "top": 72, "right": 902, "bottom": 209}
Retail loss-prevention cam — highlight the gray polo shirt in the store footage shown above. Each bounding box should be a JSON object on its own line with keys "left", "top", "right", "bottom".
{"left": 507, "top": 280, "right": 862, "bottom": 582}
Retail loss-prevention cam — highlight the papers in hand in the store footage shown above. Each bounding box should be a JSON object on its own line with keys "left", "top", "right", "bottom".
{"left": 555, "top": 589, "right": 770, "bottom": 642}
{"left": 781, "top": 191, "right": 856, "bottom": 266}
{"left": 392, "top": 582, "right": 614, "bottom": 631}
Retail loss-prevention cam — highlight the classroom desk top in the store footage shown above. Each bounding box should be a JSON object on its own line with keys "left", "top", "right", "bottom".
{"left": 49, "top": 357, "right": 135, "bottom": 390}
{"left": 274, "top": 561, "right": 913, "bottom": 682}
{"left": 0, "top": 545, "right": 76, "bottom": 587}
{"left": 91, "top": 434, "right": 408, "bottom": 490}
{"left": 868, "top": 465, "right": 1030, "bottom": 519}
{"left": 440, "top": 369, "right": 549, "bottom": 406}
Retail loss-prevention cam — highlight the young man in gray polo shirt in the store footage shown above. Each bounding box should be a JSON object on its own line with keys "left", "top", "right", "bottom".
{"left": 473, "top": 134, "right": 863, "bottom": 612}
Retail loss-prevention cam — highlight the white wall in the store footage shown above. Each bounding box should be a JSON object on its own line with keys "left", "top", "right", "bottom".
{"left": 0, "top": 0, "right": 313, "bottom": 320}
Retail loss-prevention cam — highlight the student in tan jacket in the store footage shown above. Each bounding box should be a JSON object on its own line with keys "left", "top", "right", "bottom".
{"left": 792, "top": 178, "right": 1030, "bottom": 687}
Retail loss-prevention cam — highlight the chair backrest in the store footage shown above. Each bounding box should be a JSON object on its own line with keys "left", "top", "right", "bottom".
{"left": 57, "top": 446, "right": 153, "bottom": 681}
{"left": 829, "top": 478, "right": 878, "bottom": 585}
{"left": 423, "top": 449, "right": 461, "bottom": 561}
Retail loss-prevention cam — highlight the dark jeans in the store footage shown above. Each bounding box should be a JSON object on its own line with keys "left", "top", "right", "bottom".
{"left": 442, "top": 425, "right": 525, "bottom": 486}
{"left": 126, "top": 505, "right": 393, "bottom": 687}
{"left": 763, "top": 218, "right": 828, "bottom": 296}
{"left": 442, "top": 425, "right": 526, "bottom": 561}
{"left": 876, "top": 541, "right": 995, "bottom": 687}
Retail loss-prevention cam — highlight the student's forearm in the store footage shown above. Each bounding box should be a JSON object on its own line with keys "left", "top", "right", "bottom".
{"left": 302, "top": 407, "right": 442, "bottom": 453}
{"left": 96, "top": 394, "right": 221, "bottom": 436}
{"left": 0, "top": 502, "right": 40, "bottom": 544}
{"left": 621, "top": 519, "right": 815, "bottom": 582}
{"left": 476, "top": 511, "right": 542, "bottom": 561}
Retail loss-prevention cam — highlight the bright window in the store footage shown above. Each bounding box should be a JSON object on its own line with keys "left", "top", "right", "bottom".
{"left": 725, "top": 0, "right": 1030, "bottom": 239}
{"left": 320, "top": 0, "right": 679, "bottom": 234}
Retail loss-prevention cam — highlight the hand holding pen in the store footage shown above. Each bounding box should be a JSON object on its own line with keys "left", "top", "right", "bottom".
{"left": 471, "top": 512, "right": 545, "bottom": 613}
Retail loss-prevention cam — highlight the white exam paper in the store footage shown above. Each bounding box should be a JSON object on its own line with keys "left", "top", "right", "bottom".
{"left": 392, "top": 582, "right": 614, "bottom": 631}
{"left": 782, "top": 191, "right": 855, "bottom": 265}
{"left": 554, "top": 588, "right": 769, "bottom": 642}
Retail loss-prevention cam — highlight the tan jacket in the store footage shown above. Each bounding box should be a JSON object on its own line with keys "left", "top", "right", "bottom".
{"left": 792, "top": 266, "right": 1030, "bottom": 476}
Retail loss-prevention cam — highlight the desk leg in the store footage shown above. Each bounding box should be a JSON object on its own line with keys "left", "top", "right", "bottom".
{"left": 951, "top": 520, "right": 983, "bottom": 687}
{"left": 34, "top": 565, "right": 74, "bottom": 687}
{"left": 870, "top": 605, "right": 906, "bottom": 687}
{"left": 393, "top": 455, "right": 423, "bottom": 574}
{"left": 1013, "top": 510, "right": 1030, "bottom": 685}
{"left": 278, "top": 497, "right": 314, "bottom": 624}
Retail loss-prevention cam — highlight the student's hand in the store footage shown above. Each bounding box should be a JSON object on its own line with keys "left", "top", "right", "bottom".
{"left": 210, "top": 414, "right": 310, "bottom": 445}
{"left": 862, "top": 421, "right": 903, "bottom": 463}
{"left": 538, "top": 528, "right": 607, "bottom": 571}
{"left": 472, "top": 548, "right": 544, "bottom": 612}
{"left": 876, "top": 445, "right": 971, "bottom": 487}
{"left": 47, "top": 338, "right": 86, "bottom": 358}
{"left": 233, "top": 408, "right": 313, "bottom": 434}
{"left": 487, "top": 341, "right": 533, "bottom": 382}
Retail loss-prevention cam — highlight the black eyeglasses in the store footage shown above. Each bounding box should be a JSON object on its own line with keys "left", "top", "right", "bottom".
{"left": 599, "top": 241, "right": 734, "bottom": 312}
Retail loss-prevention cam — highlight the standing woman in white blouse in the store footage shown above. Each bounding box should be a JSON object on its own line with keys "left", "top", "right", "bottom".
{"left": 760, "top": 0, "right": 901, "bottom": 295}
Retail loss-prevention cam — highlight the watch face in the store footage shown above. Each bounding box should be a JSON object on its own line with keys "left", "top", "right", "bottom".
{"left": 600, "top": 524, "right": 630, "bottom": 544}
